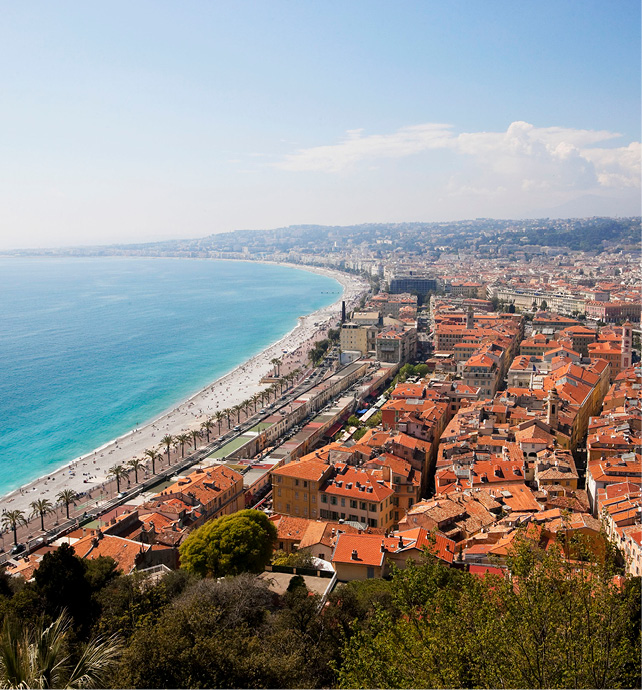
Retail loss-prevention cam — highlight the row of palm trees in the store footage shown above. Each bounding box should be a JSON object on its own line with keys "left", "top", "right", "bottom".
{"left": 1, "top": 487, "right": 81, "bottom": 546}
{"left": 104, "top": 367, "right": 303, "bottom": 494}
{"left": 1, "top": 367, "right": 304, "bottom": 549}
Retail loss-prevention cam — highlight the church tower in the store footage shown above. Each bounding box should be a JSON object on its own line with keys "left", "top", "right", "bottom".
{"left": 466, "top": 306, "right": 474, "bottom": 330}
{"left": 621, "top": 321, "right": 632, "bottom": 370}
{"left": 546, "top": 388, "right": 559, "bottom": 429}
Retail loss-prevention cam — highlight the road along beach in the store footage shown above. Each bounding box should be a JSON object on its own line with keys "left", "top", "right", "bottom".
{"left": 0, "top": 264, "right": 367, "bottom": 519}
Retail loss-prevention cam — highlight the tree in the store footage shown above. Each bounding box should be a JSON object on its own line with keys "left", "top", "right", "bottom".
{"left": 1, "top": 510, "right": 27, "bottom": 546}
{"left": 29, "top": 498, "right": 53, "bottom": 532}
{"left": 108, "top": 464, "right": 127, "bottom": 494}
{"left": 143, "top": 448, "right": 161, "bottom": 475}
{"left": 201, "top": 418, "right": 214, "bottom": 443}
{"left": 337, "top": 536, "right": 641, "bottom": 689}
{"left": 175, "top": 433, "right": 190, "bottom": 458}
{"left": 56, "top": 489, "right": 78, "bottom": 520}
{"left": 214, "top": 411, "right": 224, "bottom": 434}
{"left": 34, "top": 543, "right": 92, "bottom": 628}
{"left": 270, "top": 358, "right": 281, "bottom": 377}
{"left": 127, "top": 458, "right": 144, "bottom": 484}
{"left": 272, "top": 550, "right": 315, "bottom": 569}
{"left": 0, "top": 613, "right": 121, "bottom": 689}
{"left": 179, "top": 509, "right": 277, "bottom": 578}
{"left": 241, "top": 399, "right": 253, "bottom": 418}
{"left": 414, "top": 364, "right": 429, "bottom": 378}
{"left": 189, "top": 429, "right": 201, "bottom": 451}
{"left": 160, "top": 435, "right": 174, "bottom": 465}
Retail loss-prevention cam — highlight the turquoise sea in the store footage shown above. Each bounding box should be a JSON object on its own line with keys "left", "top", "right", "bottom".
{"left": 0, "top": 257, "right": 341, "bottom": 496}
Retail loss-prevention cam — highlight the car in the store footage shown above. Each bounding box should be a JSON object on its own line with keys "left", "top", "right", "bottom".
{"left": 10, "top": 543, "right": 26, "bottom": 556}
{"left": 233, "top": 425, "right": 241, "bottom": 431}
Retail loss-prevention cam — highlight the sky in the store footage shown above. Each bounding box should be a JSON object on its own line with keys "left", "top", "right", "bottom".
{"left": 0, "top": 1, "right": 639, "bottom": 249}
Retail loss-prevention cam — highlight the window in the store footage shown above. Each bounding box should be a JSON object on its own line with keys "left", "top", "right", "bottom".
{"left": 295, "top": 491, "right": 299, "bottom": 499}
{"left": 303, "top": 480, "right": 308, "bottom": 488}
{"left": 286, "top": 503, "right": 290, "bottom": 512}
{"left": 295, "top": 479, "right": 299, "bottom": 486}
{"left": 303, "top": 493, "right": 308, "bottom": 500}
{"left": 360, "top": 502, "right": 367, "bottom": 511}
{"left": 277, "top": 488, "right": 281, "bottom": 497}
{"left": 369, "top": 503, "right": 377, "bottom": 512}
{"left": 331, "top": 496, "right": 337, "bottom": 505}
{"left": 350, "top": 499, "right": 357, "bottom": 509}
{"left": 312, "top": 495, "right": 316, "bottom": 503}
{"left": 340, "top": 497, "right": 346, "bottom": 507}
{"left": 367, "top": 567, "right": 375, "bottom": 579}
{"left": 321, "top": 494, "right": 327, "bottom": 503}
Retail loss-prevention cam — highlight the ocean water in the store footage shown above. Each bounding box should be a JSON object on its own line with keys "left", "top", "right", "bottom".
{"left": 0, "top": 257, "right": 341, "bottom": 495}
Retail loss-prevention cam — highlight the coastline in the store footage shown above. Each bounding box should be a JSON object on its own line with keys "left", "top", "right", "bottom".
{"left": 0, "top": 261, "right": 367, "bottom": 515}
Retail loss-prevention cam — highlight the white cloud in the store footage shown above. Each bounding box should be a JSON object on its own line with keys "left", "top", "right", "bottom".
{"left": 275, "top": 123, "right": 454, "bottom": 173}
{"left": 274, "top": 121, "right": 640, "bottom": 197}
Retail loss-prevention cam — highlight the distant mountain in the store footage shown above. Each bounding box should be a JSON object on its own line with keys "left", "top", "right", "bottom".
{"left": 526, "top": 193, "right": 640, "bottom": 220}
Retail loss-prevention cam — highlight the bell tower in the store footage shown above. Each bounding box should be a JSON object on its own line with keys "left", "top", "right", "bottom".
{"left": 546, "top": 388, "right": 559, "bottom": 429}
{"left": 621, "top": 321, "right": 632, "bottom": 370}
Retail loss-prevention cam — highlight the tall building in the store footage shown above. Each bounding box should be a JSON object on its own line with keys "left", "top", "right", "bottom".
{"left": 389, "top": 275, "right": 437, "bottom": 295}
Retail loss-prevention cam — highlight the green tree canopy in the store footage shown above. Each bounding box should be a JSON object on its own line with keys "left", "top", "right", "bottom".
{"left": 337, "top": 537, "right": 641, "bottom": 689}
{"left": 179, "top": 510, "right": 277, "bottom": 578}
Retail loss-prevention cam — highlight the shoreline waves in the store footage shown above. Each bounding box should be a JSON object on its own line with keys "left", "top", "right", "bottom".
{"left": 0, "top": 261, "right": 367, "bottom": 514}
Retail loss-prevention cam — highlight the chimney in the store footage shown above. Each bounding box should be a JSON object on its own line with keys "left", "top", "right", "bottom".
{"left": 351, "top": 549, "right": 358, "bottom": 560}
{"left": 380, "top": 540, "right": 386, "bottom": 552}
{"left": 341, "top": 301, "right": 346, "bottom": 323}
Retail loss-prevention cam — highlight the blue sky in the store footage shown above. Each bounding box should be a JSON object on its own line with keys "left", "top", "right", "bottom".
{"left": 0, "top": 1, "right": 639, "bottom": 248}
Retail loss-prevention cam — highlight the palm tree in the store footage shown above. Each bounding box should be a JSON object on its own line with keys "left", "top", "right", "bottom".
{"left": 175, "top": 433, "right": 190, "bottom": 458}
{"left": 223, "top": 408, "right": 233, "bottom": 427}
{"left": 190, "top": 428, "right": 201, "bottom": 450}
{"left": 0, "top": 612, "right": 121, "bottom": 689}
{"left": 201, "top": 418, "right": 214, "bottom": 443}
{"left": 160, "top": 434, "right": 174, "bottom": 465}
{"left": 144, "top": 448, "right": 161, "bottom": 475}
{"left": 233, "top": 404, "right": 243, "bottom": 424}
{"left": 214, "top": 411, "right": 224, "bottom": 434}
{"left": 260, "top": 389, "right": 270, "bottom": 407}
{"left": 127, "top": 457, "right": 144, "bottom": 484}
{"left": 270, "top": 357, "right": 281, "bottom": 377}
{"left": 241, "top": 399, "right": 253, "bottom": 419}
{"left": 56, "top": 489, "right": 78, "bottom": 520}
{"left": 108, "top": 464, "right": 127, "bottom": 494}
{"left": 30, "top": 498, "right": 53, "bottom": 532}
{"left": 1, "top": 510, "right": 26, "bottom": 546}
{"left": 251, "top": 393, "right": 260, "bottom": 413}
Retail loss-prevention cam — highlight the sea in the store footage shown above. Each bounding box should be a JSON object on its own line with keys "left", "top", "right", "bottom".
{"left": 0, "top": 257, "right": 341, "bottom": 496}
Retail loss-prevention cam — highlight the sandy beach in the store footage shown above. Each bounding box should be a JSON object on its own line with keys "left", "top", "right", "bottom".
{"left": 0, "top": 262, "right": 367, "bottom": 518}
